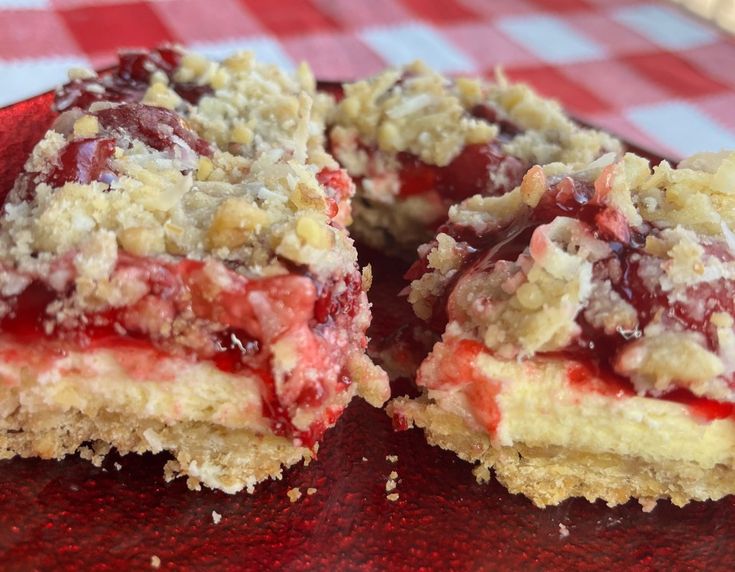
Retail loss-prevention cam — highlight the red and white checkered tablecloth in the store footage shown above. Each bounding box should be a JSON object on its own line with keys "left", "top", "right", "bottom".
{"left": 1, "top": 0, "right": 734, "bottom": 159}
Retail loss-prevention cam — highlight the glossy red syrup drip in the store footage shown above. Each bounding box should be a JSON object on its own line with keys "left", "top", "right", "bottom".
{"left": 397, "top": 143, "right": 526, "bottom": 202}
{"left": 659, "top": 389, "right": 735, "bottom": 421}
{"left": 45, "top": 137, "right": 117, "bottom": 187}
{"left": 565, "top": 359, "right": 734, "bottom": 421}
{"left": 0, "top": 254, "right": 361, "bottom": 446}
{"left": 55, "top": 46, "right": 213, "bottom": 112}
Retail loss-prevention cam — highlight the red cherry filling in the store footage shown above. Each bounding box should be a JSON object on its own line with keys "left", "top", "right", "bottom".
{"left": 46, "top": 137, "right": 117, "bottom": 187}
{"left": 55, "top": 46, "right": 213, "bottom": 113}
{"left": 0, "top": 254, "right": 363, "bottom": 447}
{"left": 397, "top": 143, "right": 527, "bottom": 203}
{"left": 40, "top": 103, "right": 211, "bottom": 190}
{"left": 412, "top": 173, "right": 735, "bottom": 420}
{"left": 313, "top": 272, "right": 363, "bottom": 326}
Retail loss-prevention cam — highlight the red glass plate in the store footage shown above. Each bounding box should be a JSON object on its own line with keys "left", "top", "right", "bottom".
{"left": 0, "top": 93, "right": 734, "bottom": 572}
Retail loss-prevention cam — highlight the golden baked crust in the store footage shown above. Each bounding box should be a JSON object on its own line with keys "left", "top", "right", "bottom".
{"left": 389, "top": 396, "right": 735, "bottom": 508}
{"left": 1, "top": 400, "right": 313, "bottom": 495}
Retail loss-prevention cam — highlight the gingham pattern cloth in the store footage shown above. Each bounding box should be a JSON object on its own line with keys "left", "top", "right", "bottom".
{"left": 1, "top": 0, "right": 734, "bottom": 159}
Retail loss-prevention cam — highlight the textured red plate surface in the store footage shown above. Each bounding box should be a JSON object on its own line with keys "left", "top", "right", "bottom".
{"left": 1, "top": 93, "right": 735, "bottom": 572}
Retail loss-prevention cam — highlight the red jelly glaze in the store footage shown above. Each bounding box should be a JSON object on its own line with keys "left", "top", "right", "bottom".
{"left": 436, "top": 338, "right": 501, "bottom": 434}
{"left": 565, "top": 359, "right": 636, "bottom": 399}
{"left": 40, "top": 103, "right": 212, "bottom": 190}
{"left": 313, "top": 273, "right": 363, "bottom": 325}
{"left": 659, "top": 389, "right": 735, "bottom": 421}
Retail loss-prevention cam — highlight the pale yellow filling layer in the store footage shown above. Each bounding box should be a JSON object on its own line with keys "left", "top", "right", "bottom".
{"left": 0, "top": 338, "right": 356, "bottom": 438}
{"left": 422, "top": 343, "right": 735, "bottom": 471}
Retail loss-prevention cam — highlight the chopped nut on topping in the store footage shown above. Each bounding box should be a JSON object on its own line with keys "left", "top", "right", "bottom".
{"left": 362, "top": 264, "right": 373, "bottom": 291}
{"left": 296, "top": 216, "right": 332, "bottom": 249}
{"left": 287, "top": 487, "right": 302, "bottom": 503}
{"left": 520, "top": 165, "right": 546, "bottom": 208}
{"left": 118, "top": 226, "right": 166, "bottom": 256}
{"left": 222, "top": 52, "right": 253, "bottom": 73}
{"left": 196, "top": 156, "right": 213, "bottom": 181}
{"left": 711, "top": 312, "right": 734, "bottom": 329}
{"left": 178, "top": 52, "right": 210, "bottom": 81}
{"left": 68, "top": 67, "right": 97, "bottom": 81}
{"left": 72, "top": 115, "right": 100, "bottom": 138}
{"left": 207, "top": 198, "right": 269, "bottom": 249}
{"left": 290, "top": 182, "right": 327, "bottom": 212}
{"left": 229, "top": 123, "right": 253, "bottom": 145}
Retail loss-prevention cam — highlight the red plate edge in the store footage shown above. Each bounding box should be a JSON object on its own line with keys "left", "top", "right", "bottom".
{"left": 0, "top": 92, "right": 733, "bottom": 572}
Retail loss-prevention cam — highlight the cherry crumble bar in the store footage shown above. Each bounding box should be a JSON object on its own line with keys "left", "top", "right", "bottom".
{"left": 0, "top": 47, "right": 388, "bottom": 493}
{"left": 390, "top": 151, "right": 735, "bottom": 507}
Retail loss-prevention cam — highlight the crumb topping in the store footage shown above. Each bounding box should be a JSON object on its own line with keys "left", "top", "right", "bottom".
{"left": 2, "top": 99, "right": 354, "bottom": 321}
{"left": 331, "top": 62, "right": 619, "bottom": 171}
{"left": 175, "top": 52, "right": 336, "bottom": 168}
{"left": 330, "top": 62, "right": 619, "bottom": 252}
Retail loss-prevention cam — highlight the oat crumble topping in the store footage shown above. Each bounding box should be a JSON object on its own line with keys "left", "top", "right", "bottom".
{"left": 331, "top": 63, "right": 619, "bottom": 172}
